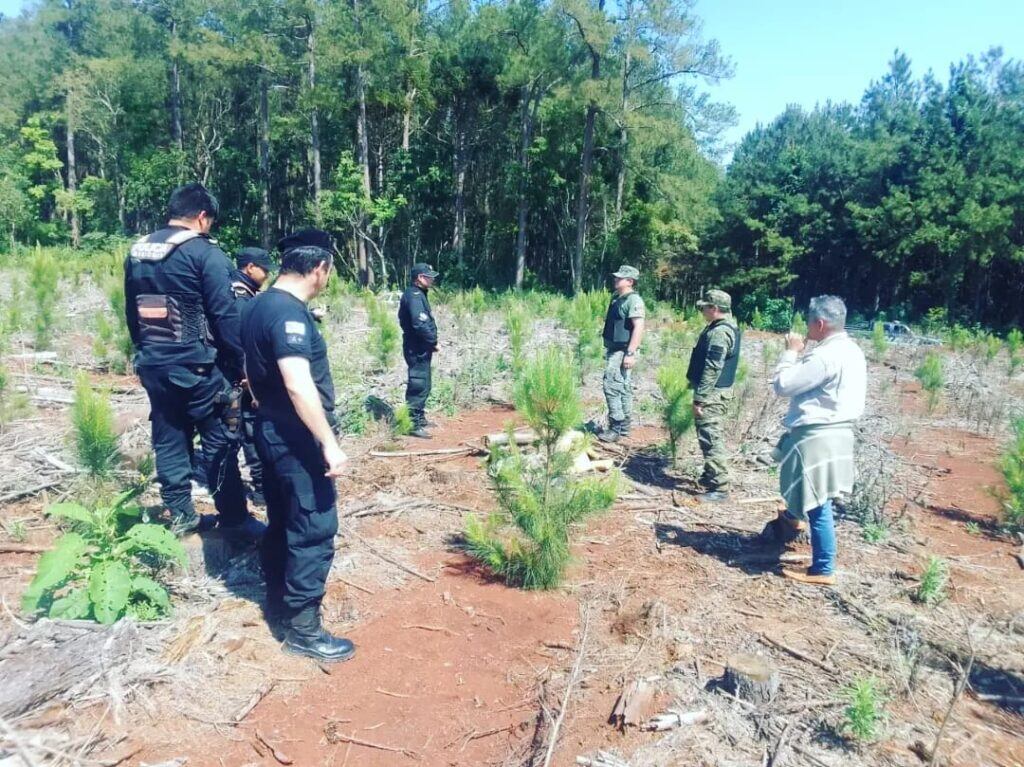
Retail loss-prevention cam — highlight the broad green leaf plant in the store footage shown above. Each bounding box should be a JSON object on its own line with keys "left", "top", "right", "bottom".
{"left": 22, "top": 486, "right": 186, "bottom": 623}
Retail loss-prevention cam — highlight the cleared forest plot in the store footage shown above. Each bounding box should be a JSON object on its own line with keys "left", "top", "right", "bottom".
{"left": 0, "top": 270, "right": 1021, "bottom": 767}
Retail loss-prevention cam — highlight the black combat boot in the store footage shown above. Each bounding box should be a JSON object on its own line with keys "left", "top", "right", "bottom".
{"left": 408, "top": 409, "right": 431, "bottom": 439}
{"left": 597, "top": 419, "right": 622, "bottom": 443}
{"left": 218, "top": 515, "right": 268, "bottom": 544}
{"left": 616, "top": 417, "right": 632, "bottom": 438}
{"left": 283, "top": 606, "right": 356, "bottom": 662}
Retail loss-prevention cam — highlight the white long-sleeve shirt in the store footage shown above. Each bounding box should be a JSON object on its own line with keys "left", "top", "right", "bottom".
{"left": 772, "top": 331, "right": 867, "bottom": 429}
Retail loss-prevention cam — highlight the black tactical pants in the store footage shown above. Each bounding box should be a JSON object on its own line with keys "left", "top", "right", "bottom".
{"left": 240, "top": 407, "right": 263, "bottom": 494}
{"left": 255, "top": 418, "right": 338, "bottom": 615}
{"left": 137, "top": 364, "right": 247, "bottom": 524}
{"left": 403, "top": 347, "right": 433, "bottom": 426}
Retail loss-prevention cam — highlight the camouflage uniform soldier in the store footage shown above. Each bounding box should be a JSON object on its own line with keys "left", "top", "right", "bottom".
{"left": 686, "top": 289, "right": 742, "bottom": 501}
{"left": 598, "top": 265, "right": 646, "bottom": 443}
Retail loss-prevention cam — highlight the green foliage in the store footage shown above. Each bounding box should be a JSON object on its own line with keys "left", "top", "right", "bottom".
{"left": 914, "top": 555, "right": 949, "bottom": 605}
{"left": 980, "top": 333, "right": 1002, "bottom": 365}
{"left": 946, "top": 325, "right": 974, "bottom": 352}
{"left": 737, "top": 294, "right": 792, "bottom": 332}
{"left": 22, "top": 488, "right": 185, "bottom": 623}
{"left": 504, "top": 302, "right": 530, "bottom": 375}
{"left": 914, "top": 352, "right": 944, "bottom": 413}
{"left": 392, "top": 404, "right": 413, "bottom": 436}
{"left": 71, "top": 375, "right": 119, "bottom": 476}
{"left": 365, "top": 295, "right": 400, "bottom": 371}
{"left": 861, "top": 522, "right": 889, "bottom": 544}
{"left": 842, "top": 677, "right": 887, "bottom": 743}
{"left": 559, "top": 291, "right": 608, "bottom": 384}
{"left": 656, "top": 359, "right": 694, "bottom": 466}
{"left": 998, "top": 418, "right": 1024, "bottom": 531}
{"left": 1007, "top": 329, "right": 1023, "bottom": 357}
{"left": 28, "top": 247, "right": 59, "bottom": 350}
{"left": 0, "top": 363, "right": 31, "bottom": 426}
{"left": 512, "top": 348, "right": 582, "bottom": 447}
{"left": 464, "top": 349, "right": 617, "bottom": 589}
{"left": 760, "top": 338, "right": 782, "bottom": 369}
{"left": 790, "top": 312, "right": 807, "bottom": 336}
{"left": 871, "top": 321, "right": 888, "bottom": 360}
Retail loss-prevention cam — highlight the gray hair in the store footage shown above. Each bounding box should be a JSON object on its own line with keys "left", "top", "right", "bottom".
{"left": 808, "top": 295, "right": 847, "bottom": 329}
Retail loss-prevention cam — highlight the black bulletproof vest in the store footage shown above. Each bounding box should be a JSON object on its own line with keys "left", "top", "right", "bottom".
{"left": 603, "top": 294, "right": 635, "bottom": 349}
{"left": 128, "top": 229, "right": 211, "bottom": 348}
{"left": 686, "top": 319, "right": 742, "bottom": 388}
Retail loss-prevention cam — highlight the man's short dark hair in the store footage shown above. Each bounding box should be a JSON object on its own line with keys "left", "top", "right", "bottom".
{"left": 280, "top": 246, "right": 333, "bottom": 276}
{"left": 167, "top": 182, "right": 220, "bottom": 221}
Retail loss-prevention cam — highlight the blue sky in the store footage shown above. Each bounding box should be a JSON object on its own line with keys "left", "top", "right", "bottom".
{"left": 696, "top": 0, "right": 1024, "bottom": 151}
{"left": 2, "top": 0, "right": 1021, "bottom": 153}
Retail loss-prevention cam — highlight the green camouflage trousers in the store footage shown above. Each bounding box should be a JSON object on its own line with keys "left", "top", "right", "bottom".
{"left": 603, "top": 350, "right": 633, "bottom": 422}
{"left": 695, "top": 388, "right": 733, "bottom": 489}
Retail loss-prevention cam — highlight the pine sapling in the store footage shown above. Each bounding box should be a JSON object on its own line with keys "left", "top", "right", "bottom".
{"left": 871, "top": 321, "right": 888, "bottom": 360}
{"left": 656, "top": 359, "right": 694, "bottom": 466}
{"left": 1000, "top": 418, "right": 1024, "bottom": 530}
{"left": 914, "top": 555, "right": 949, "bottom": 605}
{"left": 365, "top": 294, "right": 399, "bottom": 371}
{"left": 842, "top": 676, "right": 887, "bottom": 743}
{"left": 914, "top": 352, "right": 944, "bottom": 413}
{"left": 72, "top": 374, "right": 120, "bottom": 476}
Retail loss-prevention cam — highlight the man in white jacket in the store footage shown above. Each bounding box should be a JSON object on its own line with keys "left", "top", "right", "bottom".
{"left": 768, "top": 295, "right": 866, "bottom": 586}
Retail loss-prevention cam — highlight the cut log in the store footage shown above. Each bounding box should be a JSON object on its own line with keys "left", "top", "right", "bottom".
{"left": 0, "top": 620, "right": 141, "bottom": 719}
{"left": 483, "top": 429, "right": 537, "bottom": 447}
{"left": 723, "top": 653, "right": 779, "bottom": 705}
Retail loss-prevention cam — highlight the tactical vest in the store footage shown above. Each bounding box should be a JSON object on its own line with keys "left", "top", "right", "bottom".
{"left": 603, "top": 294, "right": 637, "bottom": 350}
{"left": 686, "top": 319, "right": 742, "bottom": 389}
{"left": 128, "top": 229, "right": 212, "bottom": 347}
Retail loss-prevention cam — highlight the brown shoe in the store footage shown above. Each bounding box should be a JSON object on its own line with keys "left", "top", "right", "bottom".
{"left": 781, "top": 567, "right": 836, "bottom": 586}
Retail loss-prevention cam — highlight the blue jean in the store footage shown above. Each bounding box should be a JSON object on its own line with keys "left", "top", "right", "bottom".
{"left": 807, "top": 499, "right": 836, "bottom": 575}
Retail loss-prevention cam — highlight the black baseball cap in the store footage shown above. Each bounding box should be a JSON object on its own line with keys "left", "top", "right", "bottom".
{"left": 278, "top": 228, "right": 334, "bottom": 255}
{"left": 235, "top": 247, "right": 275, "bottom": 271}
{"left": 411, "top": 263, "right": 440, "bottom": 280}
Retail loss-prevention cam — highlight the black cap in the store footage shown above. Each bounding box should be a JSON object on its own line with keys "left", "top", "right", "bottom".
{"left": 277, "top": 228, "right": 334, "bottom": 255}
{"left": 235, "top": 247, "right": 275, "bottom": 271}
{"left": 411, "top": 262, "right": 440, "bottom": 280}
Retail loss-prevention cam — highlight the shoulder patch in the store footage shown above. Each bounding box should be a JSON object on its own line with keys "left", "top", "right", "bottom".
{"left": 284, "top": 321, "right": 306, "bottom": 335}
{"left": 418, "top": 312, "right": 429, "bottom": 321}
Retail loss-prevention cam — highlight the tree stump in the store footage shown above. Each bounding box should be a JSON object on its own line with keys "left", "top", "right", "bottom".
{"left": 724, "top": 653, "right": 779, "bottom": 705}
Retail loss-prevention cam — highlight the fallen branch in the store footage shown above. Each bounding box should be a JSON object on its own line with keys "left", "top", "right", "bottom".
{"left": 232, "top": 681, "right": 275, "bottom": 724}
{"left": 348, "top": 532, "right": 436, "bottom": 583}
{"left": 402, "top": 623, "right": 460, "bottom": 637}
{"left": 542, "top": 605, "right": 591, "bottom": 767}
{"left": 0, "top": 481, "right": 61, "bottom": 505}
{"left": 368, "top": 447, "right": 474, "bottom": 458}
{"left": 255, "top": 728, "right": 294, "bottom": 765}
{"left": 0, "top": 543, "right": 47, "bottom": 554}
{"left": 324, "top": 728, "right": 419, "bottom": 759}
{"left": 760, "top": 634, "right": 835, "bottom": 675}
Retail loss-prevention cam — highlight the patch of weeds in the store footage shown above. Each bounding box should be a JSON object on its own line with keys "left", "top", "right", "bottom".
{"left": 428, "top": 378, "right": 458, "bottom": 417}
{"left": 504, "top": 302, "right": 530, "bottom": 376}
{"left": 914, "top": 555, "right": 949, "bottom": 605}
{"left": 21, "top": 486, "right": 186, "bottom": 623}
{"left": 8, "top": 520, "right": 28, "bottom": 543}
{"left": 392, "top": 404, "right": 413, "bottom": 436}
{"left": 861, "top": 522, "right": 889, "bottom": 543}
{"left": 842, "top": 676, "right": 887, "bottom": 743}
{"left": 964, "top": 521, "right": 982, "bottom": 536}
{"left": 0, "top": 364, "right": 32, "bottom": 425}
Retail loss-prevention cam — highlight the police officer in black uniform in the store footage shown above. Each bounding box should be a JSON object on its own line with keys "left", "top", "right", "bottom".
{"left": 230, "top": 247, "right": 275, "bottom": 505}
{"left": 124, "top": 182, "right": 264, "bottom": 540}
{"left": 241, "top": 229, "right": 354, "bottom": 662}
{"left": 398, "top": 263, "right": 440, "bottom": 439}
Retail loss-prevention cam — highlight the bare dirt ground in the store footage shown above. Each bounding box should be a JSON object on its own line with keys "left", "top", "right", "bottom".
{"left": 1, "top": 304, "right": 1023, "bottom": 767}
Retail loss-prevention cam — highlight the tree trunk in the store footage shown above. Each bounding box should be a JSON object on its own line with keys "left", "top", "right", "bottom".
{"left": 402, "top": 87, "right": 416, "bottom": 151}
{"left": 169, "top": 21, "right": 184, "bottom": 152}
{"left": 66, "top": 92, "right": 80, "bottom": 249}
{"left": 307, "top": 20, "right": 321, "bottom": 212}
{"left": 355, "top": 64, "right": 372, "bottom": 286}
{"left": 452, "top": 104, "right": 468, "bottom": 271}
{"left": 614, "top": 49, "right": 630, "bottom": 224}
{"left": 258, "top": 72, "right": 271, "bottom": 250}
{"left": 573, "top": 6, "right": 603, "bottom": 294}
{"left": 514, "top": 84, "right": 535, "bottom": 291}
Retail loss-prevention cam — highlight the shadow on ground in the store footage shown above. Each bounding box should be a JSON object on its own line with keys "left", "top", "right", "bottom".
{"left": 654, "top": 522, "right": 780, "bottom": 576}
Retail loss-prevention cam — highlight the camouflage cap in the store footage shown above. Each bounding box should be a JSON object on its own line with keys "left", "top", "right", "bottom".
{"left": 696, "top": 289, "right": 732, "bottom": 311}
{"left": 612, "top": 265, "right": 640, "bottom": 281}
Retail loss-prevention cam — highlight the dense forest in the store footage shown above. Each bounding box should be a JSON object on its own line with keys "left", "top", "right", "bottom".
{"left": 0, "top": 1, "right": 1022, "bottom": 327}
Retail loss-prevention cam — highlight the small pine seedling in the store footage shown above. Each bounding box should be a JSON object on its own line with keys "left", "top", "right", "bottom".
{"left": 871, "top": 321, "right": 888, "bottom": 360}
{"left": 1000, "top": 418, "right": 1024, "bottom": 530}
{"left": 842, "top": 676, "right": 887, "bottom": 743}
{"left": 914, "top": 555, "right": 948, "bottom": 605}
{"left": 861, "top": 522, "right": 889, "bottom": 543}
{"left": 914, "top": 352, "right": 944, "bottom": 413}
{"left": 71, "top": 375, "right": 120, "bottom": 476}
{"left": 392, "top": 404, "right": 413, "bottom": 436}
{"left": 790, "top": 311, "right": 808, "bottom": 336}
